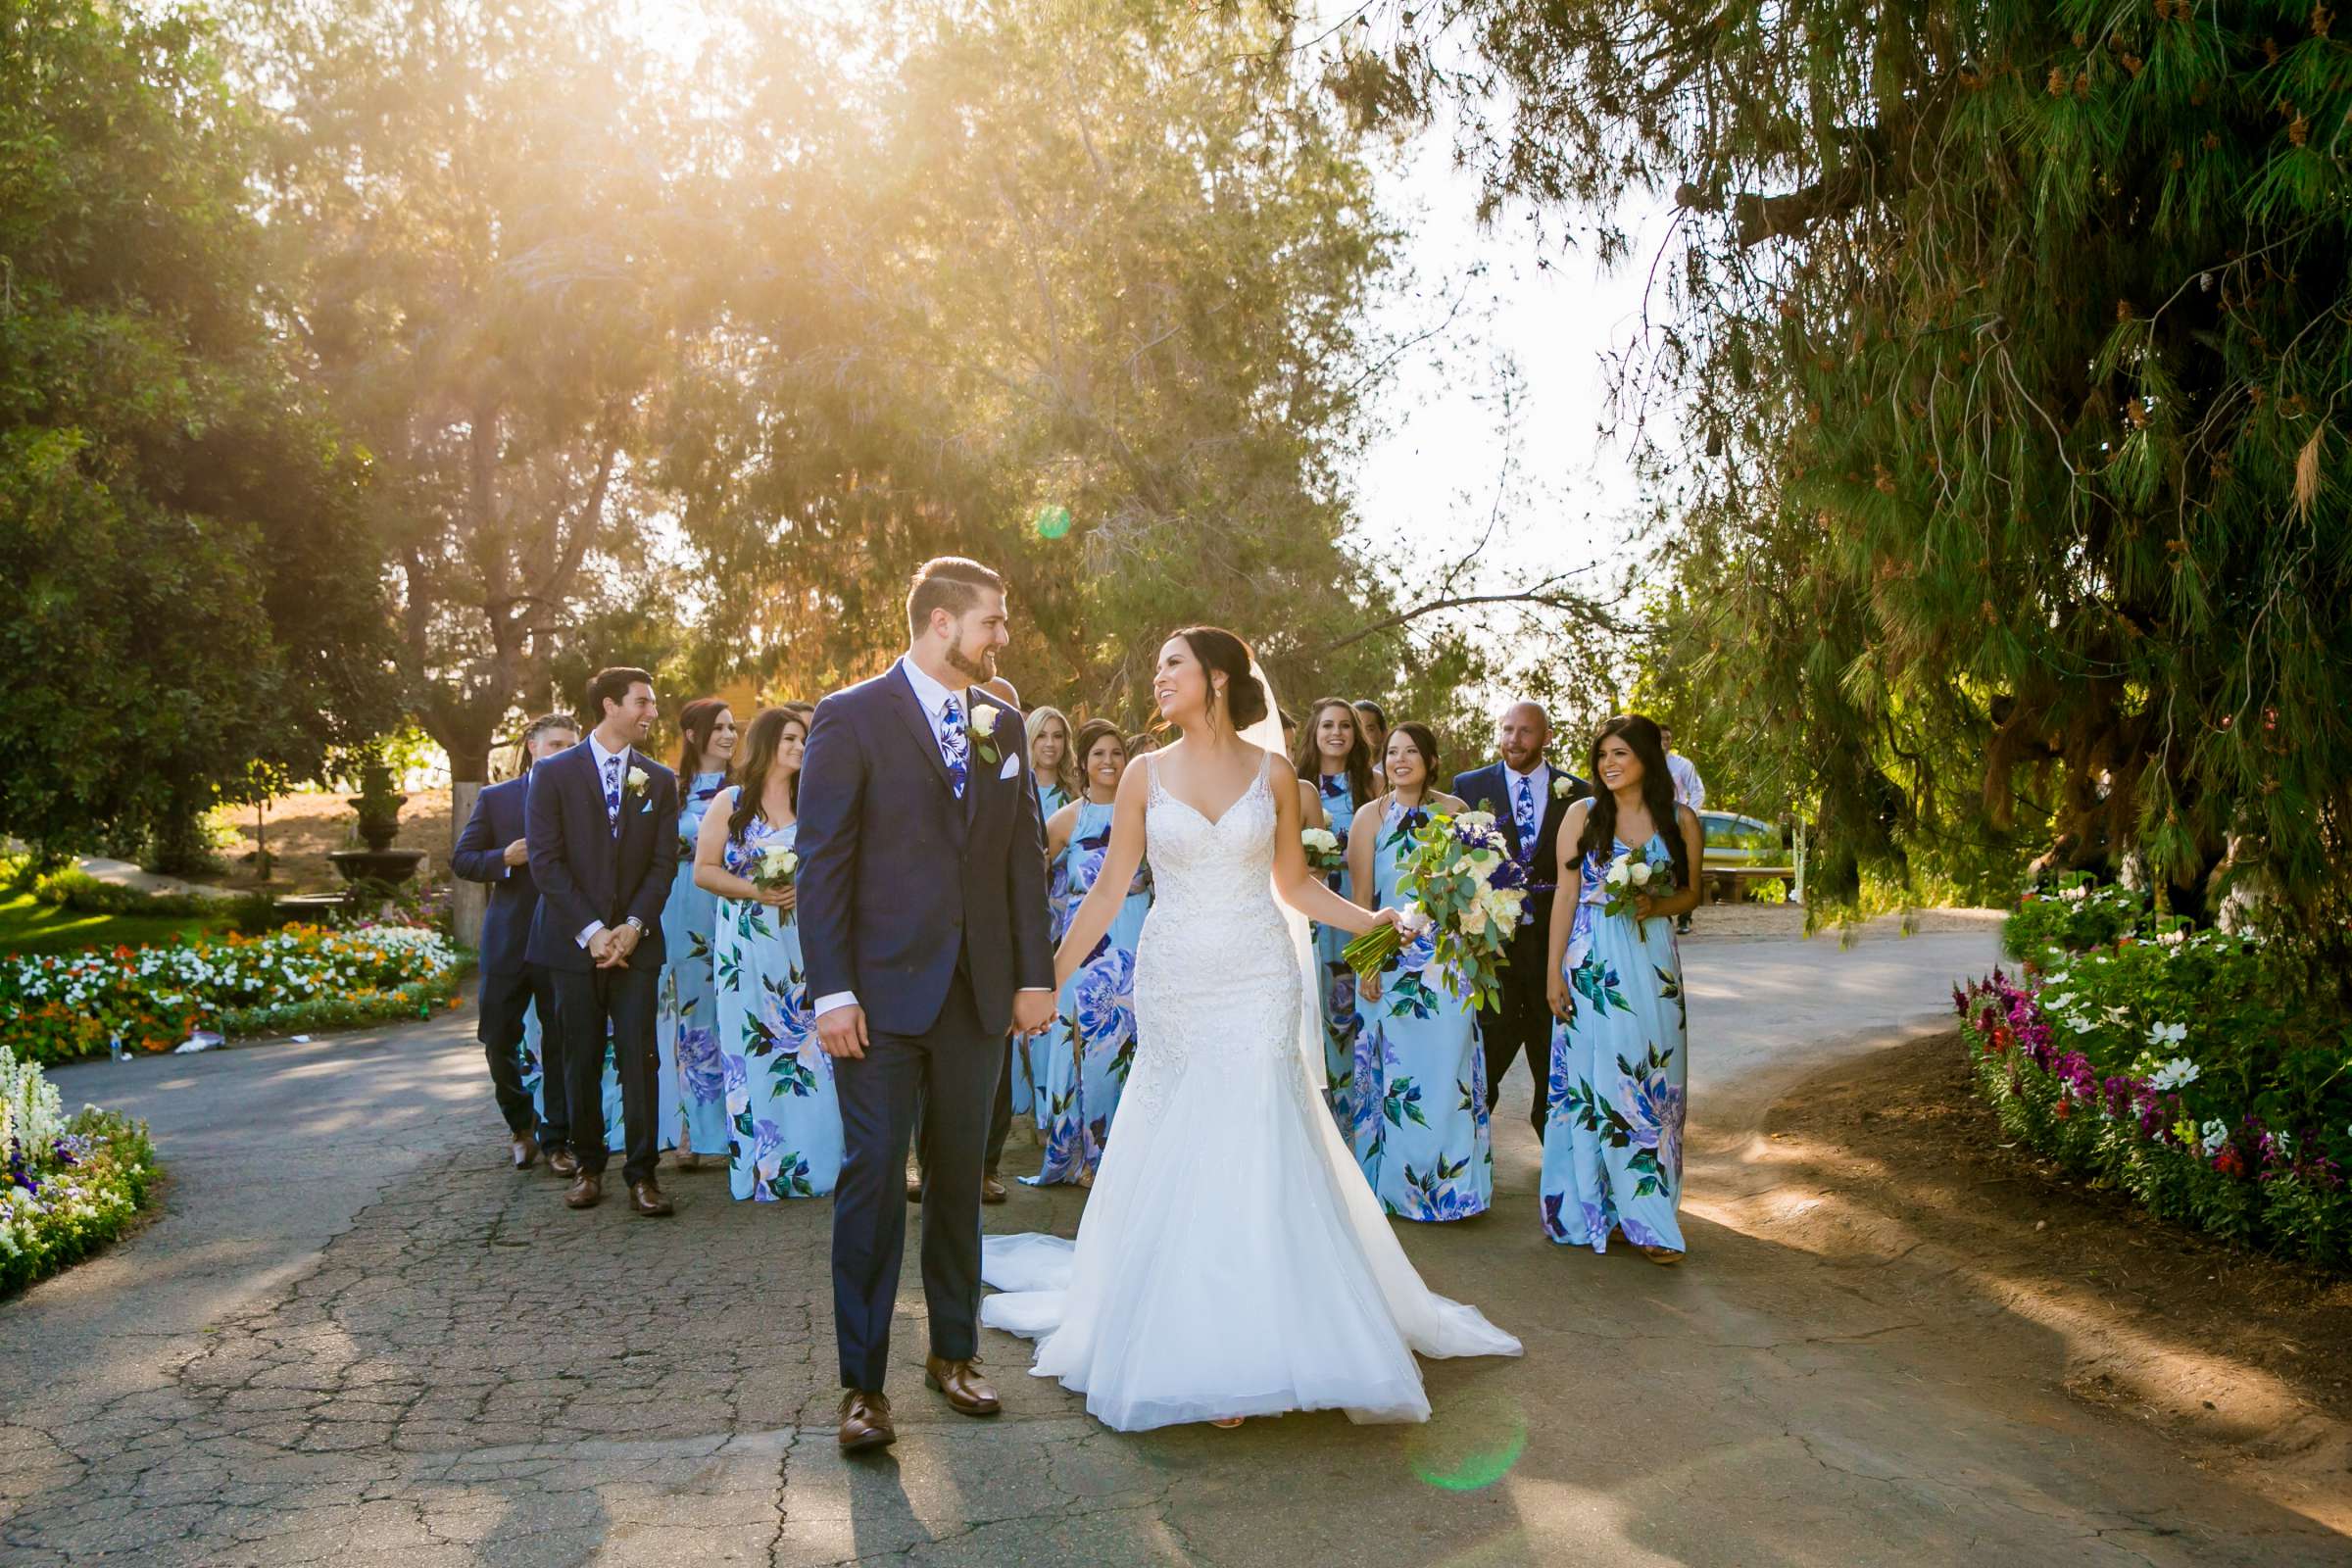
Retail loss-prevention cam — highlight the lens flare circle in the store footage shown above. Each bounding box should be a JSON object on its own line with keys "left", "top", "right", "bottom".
{"left": 1033, "top": 504, "right": 1073, "bottom": 540}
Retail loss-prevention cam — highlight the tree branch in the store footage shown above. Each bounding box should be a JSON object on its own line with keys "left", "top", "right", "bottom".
{"left": 1299, "top": 585, "right": 1632, "bottom": 662}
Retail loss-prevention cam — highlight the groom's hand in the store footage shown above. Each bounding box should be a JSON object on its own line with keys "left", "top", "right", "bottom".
{"left": 1011, "top": 989, "right": 1055, "bottom": 1040}
{"left": 816, "top": 1004, "right": 868, "bottom": 1059}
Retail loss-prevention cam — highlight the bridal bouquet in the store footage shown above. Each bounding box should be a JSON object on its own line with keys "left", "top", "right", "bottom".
{"left": 1299, "top": 827, "right": 1346, "bottom": 876}
{"left": 751, "top": 843, "right": 800, "bottom": 924}
{"left": 1601, "top": 851, "right": 1675, "bottom": 941}
{"left": 1340, "top": 809, "right": 1528, "bottom": 1009}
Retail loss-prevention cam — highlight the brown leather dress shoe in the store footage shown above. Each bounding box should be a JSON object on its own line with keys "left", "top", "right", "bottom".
{"left": 906, "top": 1175, "right": 924, "bottom": 1203}
{"left": 546, "top": 1148, "right": 581, "bottom": 1179}
{"left": 980, "top": 1174, "right": 1008, "bottom": 1204}
{"left": 564, "top": 1173, "right": 603, "bottom": 1209}
{"left": 924, "top": 1355, "right": 1001, "bottom": 1416}
{"left": 838, "top": 1390, "right": 896, "bottom": 1451}
{"left": 628, "top": 1180, "right": 674, "bottom": 1217}
{"left": 511, "top": 1133, "right": 539, "bottom": 1170}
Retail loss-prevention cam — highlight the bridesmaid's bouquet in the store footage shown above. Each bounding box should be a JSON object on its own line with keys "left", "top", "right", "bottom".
{"left": 1299, "top": 827, "right": 1346, "bottom": 875}
{"left": 1602, "top": 851, "right": 1675, "bottom": 940}
{"left": 1340, "top": 809, "right": 1528, "bottom": 1009}
{"left": 751, "top": 844, "right": 800, "bottom": 925}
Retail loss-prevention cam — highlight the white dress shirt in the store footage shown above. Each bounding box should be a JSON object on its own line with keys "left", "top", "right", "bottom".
{"left": 813, "top": 659, "right": 1051, "bottom": 1021}
{"left": 576, "top": 732, "right": 632, "bottom": 949}
{"left": 1667, "top": 752, "right": 1706, "bottom": 808}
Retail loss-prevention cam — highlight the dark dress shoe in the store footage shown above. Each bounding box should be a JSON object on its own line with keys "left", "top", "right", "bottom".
{"left": 980, "top": 1174, "right": 1008, "bottom": 1204}
{"left": 564, "top": 1173, "right": 603, "bottom": 1209}
{"left": 511, "top": 1133, "right": 540, "bottom": 1170}
{"left": 838, "top": 1390, "right": 896, "bottom": 1451}
{"left": 546, "top": 1149, "right": 581, "bottom": 1179}
{"left": 628, "top": 1180, "right": 674, "bottom": 1217}
{"left": 906, "top": 1175, "right": 924, "bottom": 1203}
{"left": 924, "top": 1355, "right": 1001, "bottom": 1416}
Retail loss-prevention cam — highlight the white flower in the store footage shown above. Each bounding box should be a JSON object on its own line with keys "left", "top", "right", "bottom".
{"left": 1630, "top": 860, "right": 1654, "bottom": 887}
{"left": 2198, "top": 1119, "right": 2230, "bottom": 1156}
{"left": 2158, "top": 927, "right": 2186, "bottom": 947}
{"left": 967, "top": 703, "right": 1001, "bottom": 739}
{"left": 625, "top": 765, "right": 649, "bottom": 795}
{"left": 1300, "top": 828, "right": 1340, "bottom": 856}
{"left": 1551, "top": 776, "right": 1573, "bottom": 799}
{"left": 2148, "top": 1056, "right": 2200, "bottom": 1091}
{"left": 2147, "top": 1020, "right": 2187, "bottom": 1048}
{"left": 1603, "top": 854, "right": 1633, "bottom": 889}
{"left": 1396, "top": 902, "right": 1433, "bottom": 938}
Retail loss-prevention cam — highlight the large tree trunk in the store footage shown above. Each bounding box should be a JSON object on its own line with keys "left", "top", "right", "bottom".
{"left": 429, "top": 707, "right": 502, "bottom": 956}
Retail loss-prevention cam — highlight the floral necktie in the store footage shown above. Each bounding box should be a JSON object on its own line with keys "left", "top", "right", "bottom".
{"left": 939, "top": 698, "right": 969, "bottom": 799}
{"left": 1514, "top": 775, "right": 1539, "bottom": 860}
{"left": 603, "top": 755, "right": 623, "bottom": 833}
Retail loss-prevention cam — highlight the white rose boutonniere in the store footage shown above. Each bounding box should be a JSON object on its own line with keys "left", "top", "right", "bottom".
{"left": 625, "top": 765, "right": 649, "bottom": 797}
{"left": 966, "top": 701, "right": 1004, "bottom": 765}
{"left": 1551, "top": 775, "right": 1574, "bottom": 799}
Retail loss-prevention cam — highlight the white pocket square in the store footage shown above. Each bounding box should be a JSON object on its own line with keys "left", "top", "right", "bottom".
{"left": 999, "top": 755, "right": 1020, "bottom": 781}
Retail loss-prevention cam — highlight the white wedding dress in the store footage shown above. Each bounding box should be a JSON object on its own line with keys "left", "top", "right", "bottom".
{"left": 979, "top": 745, "right": 1522, "bottom": 1432}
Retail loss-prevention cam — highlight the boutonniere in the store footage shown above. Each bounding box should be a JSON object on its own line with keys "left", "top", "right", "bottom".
{"left": 625, "top": 765, "right": 650, "bottom": 797}
{"left": 1551, "top": 776, "right": 1573, "bottom": 800}
{"left": 967, "top": 702, "right": 1003, "bottom": 766}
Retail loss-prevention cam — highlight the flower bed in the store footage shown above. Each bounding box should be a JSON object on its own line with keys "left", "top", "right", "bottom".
{"left": 1954, "top": 876, "right": 2352, "bottom": 1269}
{"left": 0, "top": 924, "right": 466, "bottom": 1066}
{"left": 2, "top": 1054, "right": 158, "bottom": 1296}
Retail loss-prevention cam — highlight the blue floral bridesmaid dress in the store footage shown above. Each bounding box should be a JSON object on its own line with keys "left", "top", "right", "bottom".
{"left": 1352, "top": 799, "right": 1493, "bottom": 1220}
{"left": 713, "top": 813, "right": 844, "bottom": 1200}
{"left": 1311, "top": 774, "right": 1362, "bottom": 1126}
{"left": 660, "top": 769, "right": 732, "bottom": 1157}
{"left": 1025, "top": 798, "right": 1150, "bottom": 1184}
{"left": 1540, "top": 833, "right": 1688, "bottom": 1254}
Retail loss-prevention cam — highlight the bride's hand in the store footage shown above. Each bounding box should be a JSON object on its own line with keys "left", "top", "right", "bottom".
{"left": 1361, "top": 905, "right": 1404, "bottom": 940}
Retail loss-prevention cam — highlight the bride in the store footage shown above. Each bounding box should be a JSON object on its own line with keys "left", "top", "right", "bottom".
{"left": 979, "top": 626, "right": 1522, "bottom": 1432}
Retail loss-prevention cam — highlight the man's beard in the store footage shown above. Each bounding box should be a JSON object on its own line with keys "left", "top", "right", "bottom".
{"left": 946, "top": 639, "right": 998, "bottom": 684}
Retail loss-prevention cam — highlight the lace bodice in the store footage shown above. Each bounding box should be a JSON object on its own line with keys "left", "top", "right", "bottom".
{"left": 1124, "top": 752, "right": 1313, "bottom": 1131}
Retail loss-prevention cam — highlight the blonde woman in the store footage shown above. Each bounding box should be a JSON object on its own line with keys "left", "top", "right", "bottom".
{"left": 1027, "top": 707, "right": 1081, "bottom": 819}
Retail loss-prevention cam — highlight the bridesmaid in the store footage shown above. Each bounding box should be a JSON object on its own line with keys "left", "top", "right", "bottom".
{"left": 662, "top": 698, "right": 738, "bottom": 1169}
{"left": 1295, "top": 696, "right": 1373, "bottom": 1126}
{"left": 694, "top": 707, "right": 844, "bottom": 1200}
{"left": 1353, "top": 700, "right": 1391, "bottom": 790}
{"left": 1027, "top": 706, "right": 1080, "bottom": 820}
{"left": 1541, "top": 714, "right": 1702, "bottom": 1263}
{"left": 1026, "top": 719, "right": 1150, "bottom": 1186}
{"left": 1347, "top": 723, "right": 1492, "bottom": 1221}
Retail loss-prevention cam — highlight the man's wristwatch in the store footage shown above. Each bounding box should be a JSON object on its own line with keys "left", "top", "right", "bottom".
{"left": 623, "top": 916, "right": 645, "bottom": 934}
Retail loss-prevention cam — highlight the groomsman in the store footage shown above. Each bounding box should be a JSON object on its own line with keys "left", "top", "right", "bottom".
{"left": 452, "top": 714, "right": 579, "bottom": 1172}
{"left": 525, "top": 667, "right": 682, "bottom": 1216}
{"left": 1452, "top": 702, "right": 1586, "bottom": 1143}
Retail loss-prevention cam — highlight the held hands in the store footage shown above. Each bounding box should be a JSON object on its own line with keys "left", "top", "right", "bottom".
{"left": 595, "top": 923, "right": 642, "bottom": 969}
{"left": 817, "top": 1004, "right": 869, "bottom": 1059}
{"left": 1011, "top": 990, "right": 1056, "bottom": 1040}
{"left": 503, "top": 838, "right": 529, "bottom": 867}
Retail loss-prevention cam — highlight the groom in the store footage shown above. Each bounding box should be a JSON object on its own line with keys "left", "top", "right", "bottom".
{"left": 798, "top": 556, "right": 1056, "bottom": 1453}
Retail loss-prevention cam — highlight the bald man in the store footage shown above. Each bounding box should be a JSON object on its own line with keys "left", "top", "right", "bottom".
{"left": 1452, "top": 702, "right": 1588, "bottom": 1144}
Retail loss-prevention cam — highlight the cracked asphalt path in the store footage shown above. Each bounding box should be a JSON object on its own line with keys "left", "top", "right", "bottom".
{"left": 6, "top": 927, "right": 2347, "bottom": 1565}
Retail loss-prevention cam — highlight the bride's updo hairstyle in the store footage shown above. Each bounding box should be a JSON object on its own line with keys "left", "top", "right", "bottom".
{"left": 1169, "top": 625, "right": 1269, "bottom": 731}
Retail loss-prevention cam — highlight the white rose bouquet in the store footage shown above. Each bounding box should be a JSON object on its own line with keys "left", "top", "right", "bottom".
{"left": 1299, "top": 827, "right": 1345, "bottom": 875}
{"left": 1602, "top": 850, "right": 1676, "bottom": 940}
{"left": 752, "top": 843, "right": 801, "bottom": 924}
{"left": 1341, "top": 808, "right": 1529, "bottom": 1009}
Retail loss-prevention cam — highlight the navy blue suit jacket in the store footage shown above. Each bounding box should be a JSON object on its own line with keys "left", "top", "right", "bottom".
{"left": 452, "top": 775, "right": 540, "bottom": 976}
{"left": 1453, "top": 760, "right": 1588, "bottom": 950}
{"left": 523, "top": 741, "right": 681, "bottom": 973}
{"left": 795, "top": 662, "right": 1054, "bottom": 1038}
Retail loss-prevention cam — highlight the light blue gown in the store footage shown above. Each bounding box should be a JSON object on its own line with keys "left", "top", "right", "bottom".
{"left": 1310, "top": 774, "right": 1361, "bottom": 1126}
{"left": 659, "top": 769, "right": 731, "bottom": 1157}
{"left": 713, "top": 814, "right": 843, "bottom": 1200}
{"left": 1026, "top": 799, "right": 1150, "bottom": 1184}
{"left": 1541, "top": 833, "right": 1688, "bottom": 1253}
{"left": 1351, "top": 799, "right": 1493, "bottom": 1220}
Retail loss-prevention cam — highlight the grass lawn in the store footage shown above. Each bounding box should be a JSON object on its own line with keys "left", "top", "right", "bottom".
{"left": 0, "top": 889, "right": 230, "bottom": 958}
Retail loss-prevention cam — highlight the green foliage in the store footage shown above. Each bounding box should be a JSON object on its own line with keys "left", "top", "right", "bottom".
{"left": 0, "top": 0, "right": 399, "bottom": 866}
{"left": 660, "top": 0, "right": 1498, "bottom": 733}
{"left": 2001, "top": 872, "right": 2148, "bottom": 960}
{"left": 0, "top": 1105, "right": 159, "bottom": 1298}
{"left": 1363, "top": 0, "right": 2352, "bottom": 938}
{"left": 1958, "top": 884, "right": 2352, "bottom": 1268}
